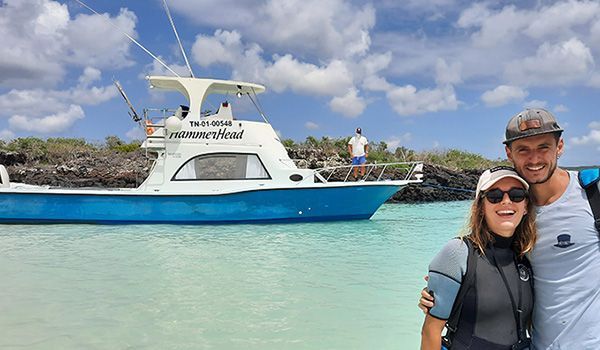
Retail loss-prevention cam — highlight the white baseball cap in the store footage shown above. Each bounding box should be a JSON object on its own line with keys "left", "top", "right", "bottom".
{"left": 476, "top": 166, "right": 529, "bottom": 199}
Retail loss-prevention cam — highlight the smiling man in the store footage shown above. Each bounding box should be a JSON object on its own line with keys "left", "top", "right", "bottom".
{"left": 420, "top": 108, "right": 600, "bottom": 349}
{"left": 502, "top": 109, "right": 600, "bottom": 349}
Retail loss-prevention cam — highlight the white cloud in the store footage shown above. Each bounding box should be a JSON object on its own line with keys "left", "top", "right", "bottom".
{"left": 363, "top": 75, "right": 394, "bottom": 92}
{"left": 63, "top": 8, "right": 137, "bottom": 69}
{"left": 524, "top": 1, "right": 600, "bottom": 40}
{"left": 385, "top": 133, "right": 413, "bottom": 150}
{"left": 0, "top": 129, "right": 14, "bottom": 141}
{"left": 174, "top": 0, "right": 375, "bottom": 60}
{"left": 264, "top": 56, "right": 353, "bottom": 96}
{"left": 590, "top": 121, "right": 600, "bottom": 129}
{"left": 141, "top": 58, "right": 193, "bottom": 78}
{"left": 523, "top": 99, "right": 548, "bottom": 109}
{"left": 554, "top": 104, "right": 569, "bottom": 113}
{"left": 328, "top": 88, "right": 366, "bottom": 118}
{"left": 304, "top": 122, "right": 319, "bottom": 130}
{"left": 0, "top": 69, "right": 116, "bottom": 116}
{"left": 9, "top": 105, "right": 84, "bottom": 134}
{"left": 571, "top": 121, "right": 600, "bottom": 146}
{"left": 78, "top": 67, "right": 102, "bottom": 86}
{"left": 386, "top": 84, "right": 458, "bottom": 116}
{"left": 0, "top": 69, "right": 116, "bottom": 134}
{"left": 435, "top": 58, "right": 462, "bottom": 85}
{"left": 505, "top": 38, "right": 594, "bottom": 86}
{"left": 459, "top": 4, "right": 531, "bottom": 49}
{"left": 481, "top": 85, "right": 528, "bottom": 107}
{"left": 125, "top": 126, "right": 145, "bottom": 140}
{"left": 0, "top": 0, "right": 137, "bottom": 88}
{"left": 192, "top": 30, "right": 247, "bottom": 67}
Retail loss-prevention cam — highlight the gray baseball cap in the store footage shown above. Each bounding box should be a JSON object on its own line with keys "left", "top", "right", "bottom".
{"left": 503, "top": 108, "right": 563, "bottom": 145}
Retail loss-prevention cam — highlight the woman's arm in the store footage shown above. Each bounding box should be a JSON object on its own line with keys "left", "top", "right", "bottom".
{"left": 421, "top": 314, "right": 446, "bottom": 350}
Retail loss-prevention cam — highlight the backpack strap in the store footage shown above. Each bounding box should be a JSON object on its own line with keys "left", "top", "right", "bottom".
{"left": 578, "top": 168, "right": 600, "bottom": 234}
{"left": 442, "top": 238, "right": 477, "bottom": 348}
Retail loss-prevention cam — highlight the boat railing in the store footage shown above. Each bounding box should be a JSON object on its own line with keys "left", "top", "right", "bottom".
{"left": 314, "top": 161, "right": 423, "bottom": 183}
{"left": 143, "top": 108, "right": 177, "bottom": 134}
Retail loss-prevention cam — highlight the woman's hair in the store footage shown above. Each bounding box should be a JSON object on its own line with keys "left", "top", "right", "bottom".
{"left": 461, "top": 188, "right": 537, "bottom": 257}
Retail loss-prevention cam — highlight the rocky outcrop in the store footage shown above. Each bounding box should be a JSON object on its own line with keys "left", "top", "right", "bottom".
{"left": 391, "top": 164, "right": 478, "bottom": 202}
{"left": 0, "top": 148, "right": 480, "bottom": 202}
{"left": 3, "top": 150, "right": 150, "bottom": 188}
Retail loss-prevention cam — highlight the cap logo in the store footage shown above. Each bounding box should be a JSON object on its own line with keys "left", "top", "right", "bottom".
{"left": 519, "top": 119, "right": 541, "bottom": 131}
{"left": 489, "top": 165, "right": 515, "bottom": 173}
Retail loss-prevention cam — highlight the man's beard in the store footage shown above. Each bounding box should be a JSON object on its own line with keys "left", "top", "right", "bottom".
{"left": 520, "top": 159, "right": 558, "bottom": 185}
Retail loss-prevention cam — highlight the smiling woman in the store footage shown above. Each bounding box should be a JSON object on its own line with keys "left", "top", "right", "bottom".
{"left": 421, "top": 167, "right": 537, "bottom": 350}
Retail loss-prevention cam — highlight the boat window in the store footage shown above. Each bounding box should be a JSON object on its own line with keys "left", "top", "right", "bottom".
{"left": 173, "top": 153, "right": 270, "bottom": 180}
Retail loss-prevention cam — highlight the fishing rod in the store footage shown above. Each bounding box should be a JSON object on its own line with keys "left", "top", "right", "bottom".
{"left": 161, "top": 0, "right": 194, "bottom": 78}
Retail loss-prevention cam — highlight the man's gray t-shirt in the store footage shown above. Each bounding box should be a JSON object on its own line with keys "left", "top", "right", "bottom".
{"left": 530, "top": 171, "right": 600, "bottom": 349}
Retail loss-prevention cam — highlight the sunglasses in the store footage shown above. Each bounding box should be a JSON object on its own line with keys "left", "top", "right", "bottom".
{"left": 482, "top": 187, "right": 528, "bottom": 204}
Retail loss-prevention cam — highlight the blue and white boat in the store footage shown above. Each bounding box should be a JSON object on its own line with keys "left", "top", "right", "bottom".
{"left": 0, "top": 75, "right": 422, "bottom": 224}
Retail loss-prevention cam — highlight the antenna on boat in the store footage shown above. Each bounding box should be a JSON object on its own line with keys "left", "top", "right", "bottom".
{"left": 73, "top": 0, "right": 181, "bottom": 78}
{"left": 162, "top": 0, "right": 195, "bottom": 78}
{"left": 113, "top": 80, "right": 142, "bottom": 123}
{"left": 246, "top": 87, "right": 271, "bottom": 124}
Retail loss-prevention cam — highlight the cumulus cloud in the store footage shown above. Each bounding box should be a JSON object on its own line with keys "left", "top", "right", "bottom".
{"left": 0, "top": 68, "right": 116, "bottom": 134}
{"left": 0, "top": 129, "right": 15, "bottom": 141}
{"left": 505, "top": 38, "right": 594, "bottom": 86}
{"left": 264, "top": 56, "right": 353, "bottom": 96}
{"left": 328, "top": 89, "right": 366, "bottom": 118}
{"left": 481, "top": 85, "right": 528, "bottom": 107}
{"left": 0, "top": 0, "right": 137, "bottom": 88}
{"left": 9, "top": 105, "right": 84, "bottom": 133}
{"left": 386, "top": 84, "right": 458, "bottom": 116}
{"left": 174, "top": 0, "right": 375, "bottom": 60}
{"left": 304, "top": 122, "right": 319, "bottom": 130}
{"left": 524, "top": 1, "right": 600, "bottom": 40}
{"left": 571, "top": 121, "right": 600, "bottom": 147}
{"left": 141, "top": 58, "right": 194, "bottom": 78}
{"left": 435, "top": 59, "right": 462, "bottom": 85}
{"left": 125, "top": 126, "right": 145, "bottom": 140}
{"left": 385, "top": 133, "right": 413, "bottom": 150}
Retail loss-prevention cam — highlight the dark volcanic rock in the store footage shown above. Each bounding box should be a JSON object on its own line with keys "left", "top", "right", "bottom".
{"left": 391, "top": 164, "right": 479, "bottom": 203}
{"left": 6, "top": 150, "right": 151, "bottom": 188}
{"left": 0, "top": 151, "right": 27, "bottom": 166}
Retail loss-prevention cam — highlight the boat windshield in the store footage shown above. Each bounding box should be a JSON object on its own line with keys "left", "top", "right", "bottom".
{"left": 172, "top": 153, "right": 271, "bottom": 181}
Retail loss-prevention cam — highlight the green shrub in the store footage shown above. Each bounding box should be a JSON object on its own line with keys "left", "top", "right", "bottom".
{"left": 281, "top": 139, "right": 296, "bottom": 148}
{"left": 104, "top": 136, "right": 140, "bottom": 152}
{"left": 6, "top": 137, "right": 48, "bottom": 161}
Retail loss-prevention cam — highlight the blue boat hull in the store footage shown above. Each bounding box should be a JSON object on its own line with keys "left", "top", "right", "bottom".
{"left": 0, "top": 185, "right": 403, "bottom": 224}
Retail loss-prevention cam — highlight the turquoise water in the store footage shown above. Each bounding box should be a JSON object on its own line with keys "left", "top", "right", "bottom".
{"left": 0, "top": 201, "right": 470, "bottom": 350}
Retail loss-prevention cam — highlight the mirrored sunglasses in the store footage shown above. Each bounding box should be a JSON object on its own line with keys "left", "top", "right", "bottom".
{"left": 483, "top": 188, "right": 528, "bottom": 204}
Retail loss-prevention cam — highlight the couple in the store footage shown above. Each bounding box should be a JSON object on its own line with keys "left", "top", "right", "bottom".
{"left": 420, "top": 109, "right": 600, "bottom": 350}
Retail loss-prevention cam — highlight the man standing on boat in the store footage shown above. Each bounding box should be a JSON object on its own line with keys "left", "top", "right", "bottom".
{"left": 348, "top": 127, "right": 369, "bottom": 179}
{"left": 419, "top": 108, "right": 600, "bottom": 349}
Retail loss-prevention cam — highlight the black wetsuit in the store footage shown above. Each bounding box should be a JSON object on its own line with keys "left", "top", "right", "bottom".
{"left": 453, "top": 235, "right": 534, "bottom": 349}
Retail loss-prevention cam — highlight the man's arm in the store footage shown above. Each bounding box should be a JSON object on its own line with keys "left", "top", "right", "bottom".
{"left": 347, "top": 144, "right": 353, "bottom": 155}
{"left": 421, "top": 314, "right": 445, "bottom": 350}
{"left": 364, "top": 143, "right": 369, "bottom": 157}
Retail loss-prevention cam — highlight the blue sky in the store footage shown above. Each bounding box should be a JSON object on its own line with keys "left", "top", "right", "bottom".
{"left": 0, "top": 0, "right": 599, "bottom": 166}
